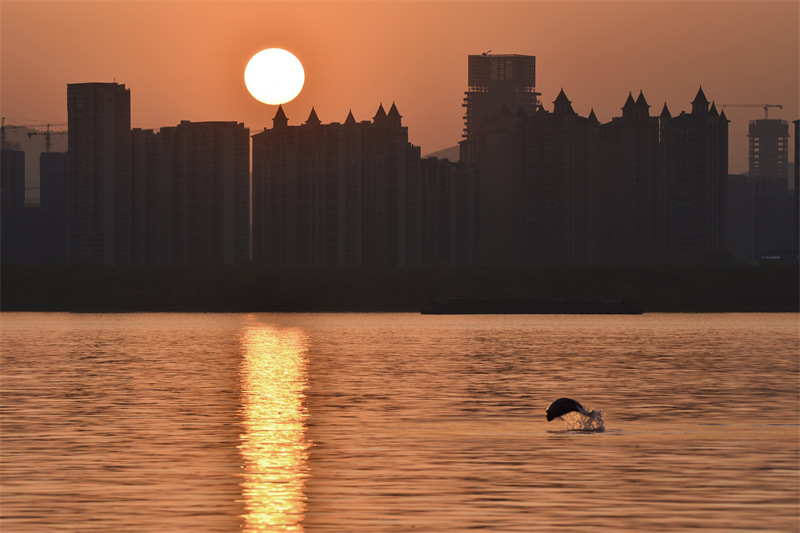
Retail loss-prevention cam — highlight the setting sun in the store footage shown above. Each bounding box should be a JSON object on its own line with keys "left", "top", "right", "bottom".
{"left": 244, "top": 48, "right": 305, "bottom": 105}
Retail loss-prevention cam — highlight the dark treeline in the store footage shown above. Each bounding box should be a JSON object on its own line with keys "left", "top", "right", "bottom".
{"left": 1, "top": 263, "right": 797, "bottom": 313}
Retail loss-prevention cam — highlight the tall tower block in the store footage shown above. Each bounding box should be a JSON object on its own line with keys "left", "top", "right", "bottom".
{"left": 461, "top": 54, "right": 540, "bottom": 162}
{"left": 67, "top": 82, "right": 131, "bottom": 265}
{"left": 748, "top": 118, "right": 789, "bottom": 181}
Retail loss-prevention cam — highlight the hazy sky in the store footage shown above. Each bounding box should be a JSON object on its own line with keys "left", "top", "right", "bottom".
{"left": 2, "top": 0, "right": 798, "bottom": 173}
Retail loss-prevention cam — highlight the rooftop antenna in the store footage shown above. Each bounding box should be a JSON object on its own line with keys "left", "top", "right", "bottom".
{"left": 482, "top": 50, "right": 492, "bottom": 56}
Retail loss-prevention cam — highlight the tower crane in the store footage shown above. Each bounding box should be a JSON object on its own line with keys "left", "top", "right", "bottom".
{"left": 720, "top": 103, "right": 783, "bottom": 120}
{"left": 0, "top": 119, "right": 67, "bottom": 152}
{"left": 27, "top": 124, "right": 54, "bottom": 153}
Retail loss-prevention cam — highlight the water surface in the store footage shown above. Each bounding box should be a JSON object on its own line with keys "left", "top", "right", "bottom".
{"left": 2, "top": 313, "right": 798, "bottom": 532}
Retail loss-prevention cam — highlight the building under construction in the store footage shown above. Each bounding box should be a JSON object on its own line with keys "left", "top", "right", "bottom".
{"left": 461, "top": 54, "right": 540, "bottom": 156}
{"left": 748, "top": 118, "right": 789, "bottom": 180}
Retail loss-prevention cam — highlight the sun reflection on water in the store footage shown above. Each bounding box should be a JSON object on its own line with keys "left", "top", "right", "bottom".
{"left": 239, "top": 319, "right": 311, "bottom": 532}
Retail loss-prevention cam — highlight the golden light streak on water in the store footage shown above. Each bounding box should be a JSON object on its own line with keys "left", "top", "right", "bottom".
{"left": 239, "top": 319, "right": 311, "bottom": 532}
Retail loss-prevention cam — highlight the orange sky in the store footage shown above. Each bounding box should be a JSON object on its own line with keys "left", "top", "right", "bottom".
{"left": 1, "top": 1, "right": 798, "bottom": 174}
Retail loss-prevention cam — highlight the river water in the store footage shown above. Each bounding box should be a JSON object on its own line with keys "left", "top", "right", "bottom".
{"left": 1, "top": 312, "right": 798, "bottom": 532}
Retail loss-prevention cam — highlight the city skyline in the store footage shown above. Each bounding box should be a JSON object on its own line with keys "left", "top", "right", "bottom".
{"left": 1, "top": 1, "right": 798, "bottom": 175}
{"left": 4, "top": 65, "right": 794, "bottom": 267}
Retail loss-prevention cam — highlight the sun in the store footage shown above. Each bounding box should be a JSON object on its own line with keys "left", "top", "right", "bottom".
{"left": 244, "top": 48, "right": 305, "bottom": 105}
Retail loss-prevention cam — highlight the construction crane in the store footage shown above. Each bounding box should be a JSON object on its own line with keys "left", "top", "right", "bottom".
{"left": 720, "top": 103, "right": 783, "bottom": 120}
{"left": 27, "top": 124, "right": 54, "bottom": 153}
{"left": 0, "top": 119, "right": 67, "bottom": 152}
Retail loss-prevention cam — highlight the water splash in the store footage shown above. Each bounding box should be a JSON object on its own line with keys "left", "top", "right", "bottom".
{"left": 562, "top": 409, "right": 605, "bottom": 432}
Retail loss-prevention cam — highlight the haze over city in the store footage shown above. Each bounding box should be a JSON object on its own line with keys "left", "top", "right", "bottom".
{"left": 1, "top": 0, "right": 798, "bottom": 174}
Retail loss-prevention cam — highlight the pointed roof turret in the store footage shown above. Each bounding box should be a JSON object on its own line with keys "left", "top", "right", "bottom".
{"left": 373, "top": 103, "right": 387, "bottom": 125}
{"left": 635, "top": 90, "right": 650, "bottom": 110}
{"left": 692, "top": 86, "right": 709, "bottom": 114}
{"left": 622, "top": 91, "right": 637, "bottom": 118}
{"left": 660, "top": 102, "right": 672, "bottom": 119}
{"left": 631, "top": 90, "right": 651, "bottom": 119}
{"left": 587, "top": 108, "right": 598, "bottom": 124}
{"left": 272, "top": 104, "right": 288, "bottom": 129}
{"left": 623, "top": 91, "right": 636, "bottom": 108}
{"left": 344, "top": 109, "right": 357, "bottom": 125}
{"left": 553, "top": 88, "right": 575, "bottom": 115}
{"left": 719, "top": 109, "right": 728, "bottom": 122}
{"left": 709, "top": 101, "right": 719, "bottom": 117}
{"left": 387, "top": 102, "right": 402, "bottom": 127}
{"left": 305, "top": 106, "right": 321, "bottom": 126}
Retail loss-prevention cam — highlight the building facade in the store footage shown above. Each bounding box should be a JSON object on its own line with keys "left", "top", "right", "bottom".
{"left": 660, "top": 88, "right": 729, "bottom": 262}
{"left": 513, "top": 90, "right": 595, "bottom": 266}
{"left": 1, "top": 150, "right": 69, "bottom": 264}
{"left": 748, "top": 118, "right": 789, "bottom": 182}
{"left": 252, "top": 104, "right": 422, "bottom": 267}
{"left": 67, "top": 82, "right": 132, "bottom": 264}
{"left": 1, "top": 149, "right": 28, "bottom": 263}
{"left": 460, "top": 53, "right": 540, "bottom": 164}
{"left": 460, "top": 80, "right": 729, "bottom": 266}
{"left": 595, "top": 92, "right": 661, "bottom": 264}
{"left": 131, "top": 128, "right": 164, "bottom": 264}
{"left": 159, "top": 121, "right": 250, "bottom": 264}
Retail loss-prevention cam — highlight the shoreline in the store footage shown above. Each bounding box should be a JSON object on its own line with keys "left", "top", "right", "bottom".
{"left": 2, "top": 263, "right": 797, "bottom": 314}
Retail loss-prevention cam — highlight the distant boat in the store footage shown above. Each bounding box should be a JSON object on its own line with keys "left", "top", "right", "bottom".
{"left": 421, "top": 297, "right": 643, "bottom": 315}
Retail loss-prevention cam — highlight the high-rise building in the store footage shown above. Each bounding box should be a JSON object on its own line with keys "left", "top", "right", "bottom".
{"left": 794, "top": 119, "right": 799, "bottom": 254}
{"left": 660, "top": 87, "right": 729, "bottom": 263}
{"left": 0, "top": 124, "right": 67, "bottom": 205}
{"left": 461, "top": 75, "right": 730, "bottom": 266}
{"left": 130, "top": 128, "right": 167, "bottom": 264}
{"left": 0, "top": 149, "right": 69, "bottom": 264}
{"left": 419, "top": 156, "right": 476, "bottom": 266}
{"left": 460, "top": 53, "right": 540, "bottom": 163}
{"left": 458, "top": 87, "right": 596, "bottom": 266}
{"left": 748, "top": 119, "right": 789, "bottom": 181}
{"left": 1, "top": 149, "right": 28, "bottom": 263}
{"left": 727, "top": 172, "right": 794, "bottom": 263}
{"left": 67, "top": 82, "right": 131, "bottom": 264}
{"left": 252, "top": 104, "right": 421, "bottom": 267}
{"left": 158, "top": 121, "right": 250, "bottom": 264}
{"left": 513, "top": 90, "right": 595, "bottom": 266}
{"left": 746, "top": 117, "right": 795, "bottom": 263}
{"left": 596, "top": 91, "right": 661, "bottom": 264}
{"left": 36, "top": 152, "right": 69, "bottom": 263}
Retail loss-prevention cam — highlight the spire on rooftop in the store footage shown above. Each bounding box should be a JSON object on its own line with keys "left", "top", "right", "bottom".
{"left": 387, "top": 102, "right": 402, "bottom": 127}
{"left": 623, "top": 91, "right": 636, "bottom": 110}
{"left": 306, "top": 106, "right": 321, "bottom": 126}
{"left": 635, "top": 90, "right": 650, "bottom": 109}
{"left": 553, "top": 88, "right": 575, "bottom": 115}
{"left": 692, "top": 86, "right": 709, "bottom": 114}
{"left": 373, "top": 103, "right": 387, "bottom": 125}
{"left": 272, "top": 104, "right": 288, "bottom": 129}
{"left": 622, "top": 91, "right": 637, "bottom": 118}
